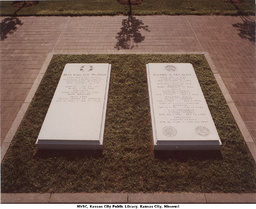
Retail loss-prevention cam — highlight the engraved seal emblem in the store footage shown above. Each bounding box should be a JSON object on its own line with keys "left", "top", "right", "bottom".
{"left": 195, "top": 126, "right": 210, "bottom": 136}
{"left": 88, "top": 65, "right": 93, "bottom": 71}
{"left": 80, "top": 65, "right": 93, "bottom": 72}
{"left": 80, "top": 65, "right": 85, "bottom": 71}
{"left": 165, "top": 65, "right": 177, "bottom": 72}
{"left": 162, "top": 126, "right": 177, "bottom": 137}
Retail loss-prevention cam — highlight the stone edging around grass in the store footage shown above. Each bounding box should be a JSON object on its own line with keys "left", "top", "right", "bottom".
{"left": 1, "top": 193, "right": 256, "bottom": 203}
{"left": 1, "top": 52, "right": 256, "bottom": 203}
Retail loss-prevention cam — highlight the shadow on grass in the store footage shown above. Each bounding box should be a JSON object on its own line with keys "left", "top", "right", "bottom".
{"left": 115, "top": 0, "right": 150, "bottom": 50}
{"left": 34, "top": 149, "right": 103, "bottom": 160}
{"left": 155, "top": 150, "right": 223, "bottom": 161}
{"left": 229, "top": 0, "right": 243, "bottom": 12}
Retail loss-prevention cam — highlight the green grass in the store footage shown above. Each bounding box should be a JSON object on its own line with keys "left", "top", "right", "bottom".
{"left": 0, "top": 0, "right": 255, "bottom": 16}
{"left": 1, "top": 54, "right": 256, "bottom": 193}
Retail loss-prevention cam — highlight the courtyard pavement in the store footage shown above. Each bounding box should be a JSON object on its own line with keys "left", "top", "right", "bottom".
{"left": 0, "top": 15, "right": 256, "bottom": 203}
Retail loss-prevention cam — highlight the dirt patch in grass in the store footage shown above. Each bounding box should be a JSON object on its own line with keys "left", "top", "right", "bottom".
{"left": 1, "top": 54, "right": 256, "bottom": 193}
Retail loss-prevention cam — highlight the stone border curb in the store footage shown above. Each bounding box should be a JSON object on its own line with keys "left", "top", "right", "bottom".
{"left": 204, "top": 52, "right": 256, "bottom": 161}
{"left": 1, "top": 53, "right": 54, "bottom": 162}
{"left": 1, "top": 193, "right": 256, "bottom": 203}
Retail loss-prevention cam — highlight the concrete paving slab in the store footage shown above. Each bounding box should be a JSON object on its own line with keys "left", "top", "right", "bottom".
{"left": 128, "top": 193, "right": 206, "bottom": 203}
{"left": 1, "top": 142, "right": 11, "bottom": 161}
{"left": 2, "top": 193, "right": 256, "bottom": 204}
{"left": 247, "top": 142, "right": 256, "bottom": 162}
{"left": 2, "top": 102, "right": 30, "bottom": 143}
{"left": 50, "top": 193, "right": 128, "bottom": 203}
{"left": 1, "top": 102, "right": 30, "bottom": 161}
{"left": 213, "top": 73, "right": 233, "bottom": 104}
{"left": 1, "top": 193, "right": 51, "bottom": 203}
{"left": 204, "top": 193, "right": 256, "bottom": 203}
{"left": 227, "top": 102, "right": 254, "bottom": 143}
{"left": 24, "top": 73, "right": 45, "bottom": 104}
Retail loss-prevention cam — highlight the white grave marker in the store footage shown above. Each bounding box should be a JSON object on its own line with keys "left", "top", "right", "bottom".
{"left": 147, "top": 63, "right": 222, "bottom": 150}
{"left": 36, "top": 63, "right": 111, "bottom": 150}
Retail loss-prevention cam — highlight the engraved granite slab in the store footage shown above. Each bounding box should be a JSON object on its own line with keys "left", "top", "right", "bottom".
{"left": 146, "top": 63, "right": 222, "bottom": 150}
{"left": 36, "top": 63, "right": 111, "bottom": 150}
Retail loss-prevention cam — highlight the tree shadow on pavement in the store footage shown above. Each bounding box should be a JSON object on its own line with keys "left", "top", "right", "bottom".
{"left": 232, "top": 16, "right": 255, "bottom": 43}
{"left": 115, "top": 0, "right": 150, "bottom": 50}
{"left": 228, "top": 0, "right": 255, "bottom": 43}
{"left": 0, "top": 7, "right": 23, "bottom": 41}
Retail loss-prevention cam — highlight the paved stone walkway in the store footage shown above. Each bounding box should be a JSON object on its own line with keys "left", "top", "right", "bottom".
{"left": 2, "top": 193, "right": 256, "bottom": 203}
{"left": 1, "top": 15, "right": 255, "bottom": 145}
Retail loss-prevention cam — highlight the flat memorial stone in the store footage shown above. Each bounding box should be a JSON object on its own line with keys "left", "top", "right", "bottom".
{"left": 146, "top": 63, "right": 222, "bottom": 150}
{"left": 36, "top": 63, "right": 111, "bottom": 150}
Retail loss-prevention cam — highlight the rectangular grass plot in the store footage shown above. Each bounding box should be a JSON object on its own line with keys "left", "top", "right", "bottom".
{"left": 146, "top": 63, "right": 222, "bottom": 150}
{"left": 36, "top": 63, "right": 111, "bottom": 150}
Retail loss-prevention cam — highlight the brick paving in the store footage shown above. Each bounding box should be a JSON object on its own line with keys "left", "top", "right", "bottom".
{"left": 1, "top": 15, "right": 255, "bottom": 145}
